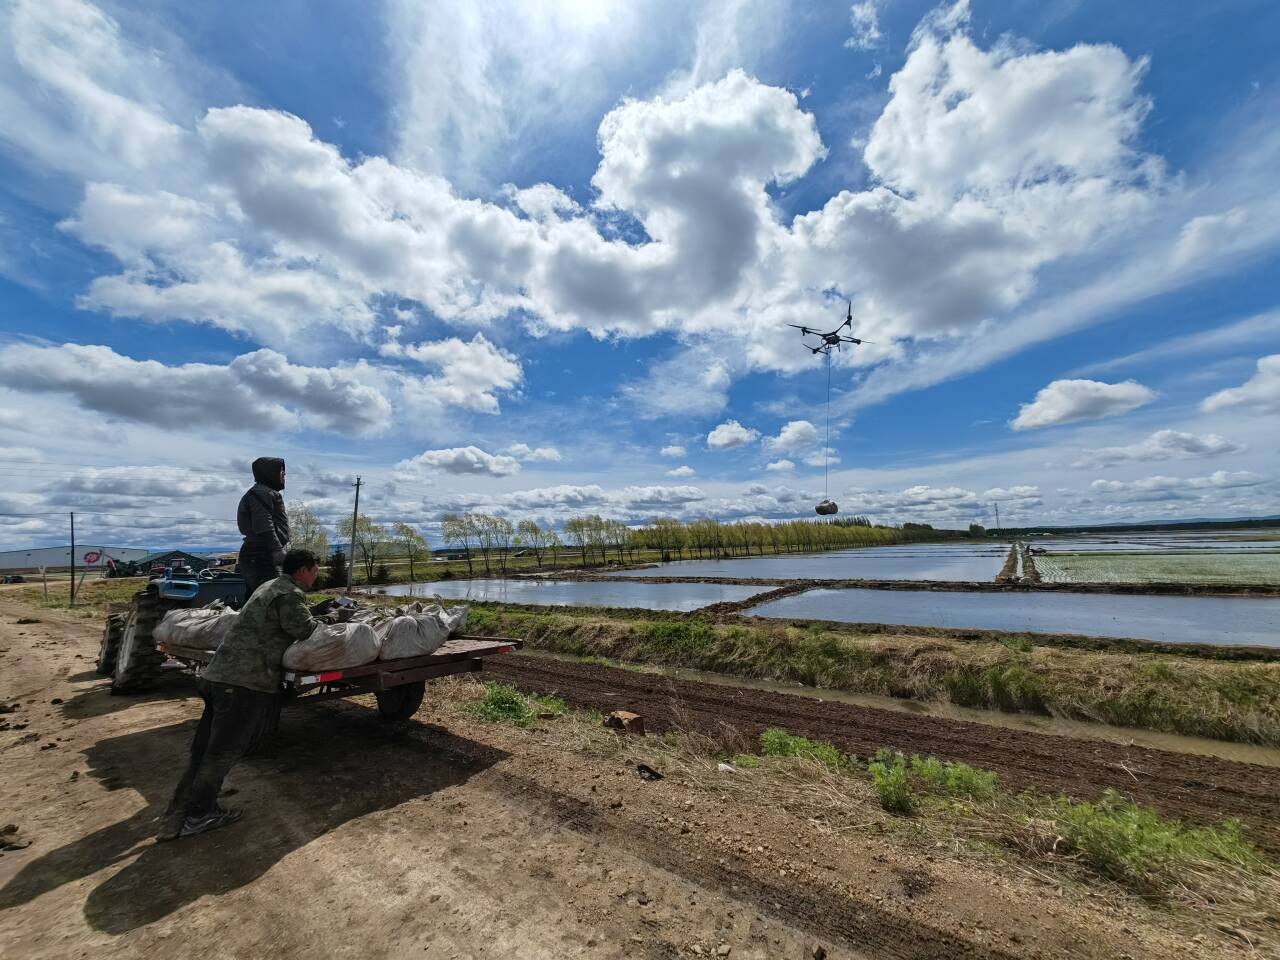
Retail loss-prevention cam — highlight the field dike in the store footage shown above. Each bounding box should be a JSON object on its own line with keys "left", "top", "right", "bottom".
{"left": 463, "top": 604, "right": 1280, "bottom": 746}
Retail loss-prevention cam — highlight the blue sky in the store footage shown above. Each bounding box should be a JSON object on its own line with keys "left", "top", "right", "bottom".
{"left": 1, "top": 0, "right": 1278, "bottom": 551}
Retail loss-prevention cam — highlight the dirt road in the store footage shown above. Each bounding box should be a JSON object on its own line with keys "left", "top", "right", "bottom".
{"left": 0, "top": 594, "right": 1246, "bottom": 958}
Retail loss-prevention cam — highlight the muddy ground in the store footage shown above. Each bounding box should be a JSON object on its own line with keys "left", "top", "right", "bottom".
{"left": 0, "top": 591, "right": 1267, "bottom": 959}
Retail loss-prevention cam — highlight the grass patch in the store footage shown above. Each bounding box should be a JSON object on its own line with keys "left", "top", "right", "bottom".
{"left": 464, "top": 682, "right": 566, "bottom": 727}
{"left": 908, "top": 754, "right": 997, "bottom": 799}
{"left": 1000, "top": 635, "right": 1033, "bottom": 653}
{"left": 729, "top": 753, "right": 761, "bottom": 768}
{"left": 868, "top": 751, "right": 914, "bottom": 814}
{"left": 1043, "top": 789, "right": 1263, "bottom": 895}
{"left": 758, "top": 727, "right": 850, "bottom": 771}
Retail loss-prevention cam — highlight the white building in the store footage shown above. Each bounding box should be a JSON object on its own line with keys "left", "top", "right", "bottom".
{"left": 0, "top": 545, "right": 152, "bottom": 571}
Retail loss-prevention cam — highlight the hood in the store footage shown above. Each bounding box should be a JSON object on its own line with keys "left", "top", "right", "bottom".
{"left": 251, "top": 457, "right": 286, "bottom": 491}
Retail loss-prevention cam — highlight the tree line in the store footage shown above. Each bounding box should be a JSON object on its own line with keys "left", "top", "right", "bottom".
{"left": 287, "top": 502, "right": 972, "bottom": 582}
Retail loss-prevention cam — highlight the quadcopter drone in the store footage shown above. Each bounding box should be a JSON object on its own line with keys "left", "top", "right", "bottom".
{"left": 787, "top": 301, "right": 873, "bottom": 355}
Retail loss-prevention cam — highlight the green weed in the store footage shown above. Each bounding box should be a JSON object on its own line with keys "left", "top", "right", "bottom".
{"left": 868, "top": 750, "right": 914, "bottom": 814}
{"left": 758, "top": 728, "right": 850, "bottom": 771}
{"left": 908, "top": 755, "right": 997, "bottom": 799}
{"left": 466, "top": 682, "right": 537, "bottom": 726}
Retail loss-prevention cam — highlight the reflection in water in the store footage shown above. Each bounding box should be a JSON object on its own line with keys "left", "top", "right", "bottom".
{"left": 611, "top": 543, "right": 1009, "bottom": 581}
{"left": 378, "top": 578, "right": 766, "bottom": 612}
{"left": 519, "top": 649, "right": 1280, "bottom": 767}
{"left": 750, "top": 587, "right": 1280, "bottom": 647}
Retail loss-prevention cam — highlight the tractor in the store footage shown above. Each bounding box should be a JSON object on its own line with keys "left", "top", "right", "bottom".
{"left": 97, "top": 568, "right": 248, "bottom": 694}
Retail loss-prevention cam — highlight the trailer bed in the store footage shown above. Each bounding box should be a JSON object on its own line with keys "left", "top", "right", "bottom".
{"left": 158, "top": 634, "right": 523, "bottom": 695}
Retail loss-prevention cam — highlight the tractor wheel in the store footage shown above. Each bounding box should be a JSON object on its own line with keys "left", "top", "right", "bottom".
{"left": 110, "top": 589, "right": 166, "bottom": 695}
{"left": 96, "top": 614, "right": 125, "bottom": 676}
{"left": 375, "top": 681, "right": 426, "bottom": 721}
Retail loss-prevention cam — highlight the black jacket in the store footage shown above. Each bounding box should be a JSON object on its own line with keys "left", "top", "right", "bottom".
{"left": 238, "top": 458, "right": 289, "bottom": 554}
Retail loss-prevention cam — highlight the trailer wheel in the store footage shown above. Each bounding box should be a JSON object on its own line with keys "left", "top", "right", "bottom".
{"left": 375, "top": 681, "right": 425, "bottom": 721}
{"left": 96, "top": 614, "right": 125, "bottom": 676}
{"left": 110, "top": 589, "right": 166, "bottom": 695}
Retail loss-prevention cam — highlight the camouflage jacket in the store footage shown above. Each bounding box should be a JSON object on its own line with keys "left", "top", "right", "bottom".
{"left": 202, "top": 576, "right": 319, "bottom": 693}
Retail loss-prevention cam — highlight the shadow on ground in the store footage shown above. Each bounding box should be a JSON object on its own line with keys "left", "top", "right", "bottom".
{"left": 0, "top": 701, "right": 505, "bottom": 933}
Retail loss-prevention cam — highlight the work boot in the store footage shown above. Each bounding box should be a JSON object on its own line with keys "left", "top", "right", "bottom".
{"left": 176, "top": 805, "right": 243, "bottom": 840}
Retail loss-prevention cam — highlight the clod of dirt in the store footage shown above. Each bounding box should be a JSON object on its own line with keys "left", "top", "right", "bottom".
{"left": 39, "top": 742, "right": 57, "bottom": 751}
{"left": 603, "top": 710, "right": 646, "bottom": 736}
{"left": 0, "top": 824, "right": 30, "bottom": 851}
{"left": 0, "top": 703, "right": 18, "bottom": 714}
{"left": 14, "top": 732, "right": 39, "bottom": 744}
{"left": 636, "top": 763, "right": 664, "bottom": 781}
{"left": 16, "top": 617, "right": 40, "bottom": 625}
{"left": 50, "top": 697, "right": 63, "bottom": 705}
{"left": 811, "top": 947, "right": 827, "bottom": 960}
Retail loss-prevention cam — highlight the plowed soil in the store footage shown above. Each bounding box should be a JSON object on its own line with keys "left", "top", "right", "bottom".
{"left": 488, "top": 656, "right": 1280, "bottom": 853}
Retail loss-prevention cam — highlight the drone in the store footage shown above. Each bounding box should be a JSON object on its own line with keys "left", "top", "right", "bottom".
{"left": 787, "top": 301, "right": 873, "bottom": 355}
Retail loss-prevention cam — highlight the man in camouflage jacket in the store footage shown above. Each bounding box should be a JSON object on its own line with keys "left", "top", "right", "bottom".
{"left": 159, "top": 548, "right": 323, "bottom": 841}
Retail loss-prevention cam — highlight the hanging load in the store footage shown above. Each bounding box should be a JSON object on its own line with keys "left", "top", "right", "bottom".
{"left": 282, "top": 621, "right": 380, "bottom": 671}
{"left": 153, "top": 603, "right": 239, "bottom": 651}
{"left": 787, "top": 300, "right": 873, "bottom": 518}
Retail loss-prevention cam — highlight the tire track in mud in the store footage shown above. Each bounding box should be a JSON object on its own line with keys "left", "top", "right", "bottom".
{"left": 486, "top": 657, "right": 1280, "bottom": 852}
{"left": 491, "top": 771, "right": 1023, "bottom": 960}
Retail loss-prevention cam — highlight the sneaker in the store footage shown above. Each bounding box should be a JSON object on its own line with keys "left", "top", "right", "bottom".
{"left": 176, "top": 806, "right": 243, "bottom": 840}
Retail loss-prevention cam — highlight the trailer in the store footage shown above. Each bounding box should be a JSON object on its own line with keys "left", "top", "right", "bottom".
{"left": 156, "top": 634, "right": 523, "bottom": 720}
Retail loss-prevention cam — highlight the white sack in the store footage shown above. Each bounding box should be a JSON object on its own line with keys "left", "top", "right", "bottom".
{"left": 154, "top": 605, "right": 238, "bottom": 651}
{"left": 378, "top": 603, "right": 469, "bottom": 660}
{"left": 282, "top": 621, "right": 380, "bottom": 671}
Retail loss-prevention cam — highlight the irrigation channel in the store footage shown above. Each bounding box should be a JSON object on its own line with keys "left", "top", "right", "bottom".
{"left": 379, "top": 534, "right": 1280, "bottom": 648}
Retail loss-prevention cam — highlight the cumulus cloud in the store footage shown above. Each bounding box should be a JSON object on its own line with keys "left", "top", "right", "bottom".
{"left": 1073, "top": 429, "right": 1244, "bottom": 468}
{"left": 395, "top": 446, "right": 521, "bottom": 477}
{"left": 665, "top": 465, "right": 695, "bottom": 477}
{"left": 1202, "top": 354, "right": 1280, "bottom": 413}
{"left": 55, "top": 466, "right": 238, "bottom": 498}
{"left": 1011, "top": 379, "right": 1156, "bottom": 430}
{"left": 765, "top": 458, "right": 795, "bottom": 472}
{"left": 764, "top": 419, "right": 819, "bottom": 452}
{"left": 707, "top": 419, "right": 760, "bottom": 450}
{"left": 389, "top": 333, "right": 522, "bottom": 415}
{"left": 802, "top": 447, "right": 840, "bottom": 467}
{"left": 0, "top": 342, "right": 392, "bottom": 435}
{"left": 506, "top": 443, "right": 562, "bottom": 462}
{"left": 660, "top": 444, "right": 686, "bottom": 458}
{"left": 982, "top": 485, "right": 1041, "bottom": 501}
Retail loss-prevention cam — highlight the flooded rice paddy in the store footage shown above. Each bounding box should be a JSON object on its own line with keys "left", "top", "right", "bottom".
{"left": 378, "top": 577, "right": 767, "bottom": 611}
{"left": 749, "top": 587, "right": 1280, "bottom": 647}
{"left": 610, "top": 542, "right": 1009, "bottom": 581}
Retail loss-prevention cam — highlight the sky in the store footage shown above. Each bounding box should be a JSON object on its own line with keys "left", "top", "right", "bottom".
{"left": 1, "top": 0, "right": 1278, "bottom": 552}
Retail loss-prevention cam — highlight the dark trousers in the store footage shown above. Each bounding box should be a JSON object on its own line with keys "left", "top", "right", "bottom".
{"left": 169, "top": 678, "right": 277, "bottom": 818}
{"left": 237, "top": 547, "right": 282, "bottom": 597}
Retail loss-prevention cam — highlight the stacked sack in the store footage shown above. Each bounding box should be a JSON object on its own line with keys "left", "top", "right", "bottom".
{"left": 280, "top": 600, "right": 468, "bottom": 671}
{"left": 154, "top": 602, "right": 238, "bottom": 651}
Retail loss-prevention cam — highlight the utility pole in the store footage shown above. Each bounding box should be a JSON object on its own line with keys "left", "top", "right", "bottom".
{"left": 68, "top": 511, "right": 75, "bottom": 607}
{"left": 346, "top": 476, "right": 362, "bottom": 594}
{"left": 992, "top": 502, "right": 1001, "bottom": 534}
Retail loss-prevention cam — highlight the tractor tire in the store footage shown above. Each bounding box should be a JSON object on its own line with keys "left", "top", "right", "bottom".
{"left": 96, "top": 614, "right": 125, "bottom": 676}
{"left": 375, "top": 681, "right": 426, "bottom": 721}
{"left": 110, "top": 589, "right": 166, "bottom": 695}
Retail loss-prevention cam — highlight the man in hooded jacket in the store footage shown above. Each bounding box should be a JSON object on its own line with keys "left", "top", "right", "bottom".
{"left": 237, "top": 457, "right": 290, "bottom": 595}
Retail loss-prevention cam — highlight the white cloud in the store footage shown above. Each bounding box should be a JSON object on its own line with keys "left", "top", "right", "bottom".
{"left": 506, "top": 443, "right": 562, "bottom": 462}
{"left": 765, "top": 458, "right": 795, "bottom": 472}
{"left": 387, "top": 333, "right": 522, "bottom": 415}
{"left": 1203, "top": 354, "right": 1280, "bottom": 414}
{"left": 844, "top": 1, "right": 882, "bottom": 51}
{"left": 1010, "top": 379, "right": 1155, "bottom": 430}
{"left": 764, "top": 419, "right": 819, "bottom": 452}
{"left": 707, "top": 419, "right": 760, "bottom": 450}
{"left": 55, "top": 466, "right": 238, "bottom": 499}
{"left": 1075, "top": 310, "right": 1280, "bottom": 376}
{"left": 1073, "top": 429, "right": 1244, "bottom": 469}
{"left": 982, "top": 485, "right": 1041, "bottom": 501}
{"left": 1090, "top": 471, "right": 1264, "bottom": 503}
{"left": 395, "top": 446, "right": 521, "bottom": 478}
{"left": 0, "top": 343, "right": 392, "bottom": 436}
{"left": 802, "top": 446, "right": 841, "bottom": 467}
{"left": 665, "top": 465, "right": 695, "bottom": 477}
{"left": 660, "top": 444, "right": 687, "bottom": 458}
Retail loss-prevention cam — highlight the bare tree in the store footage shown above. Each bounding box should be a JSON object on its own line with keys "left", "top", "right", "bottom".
{"left": 441, "top": 514, "right": 474, "bottom": 575}
{"left": 393, "top": 521, "right": 429, "bottom": 583}
{"left": 286, "top": 500, "right": 329, "bottom": 556}
{"left": 338, "top": 514, "right": 385, "bottom": 583}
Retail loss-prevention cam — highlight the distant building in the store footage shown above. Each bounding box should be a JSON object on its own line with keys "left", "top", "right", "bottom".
{"left": 0, "top": 545, "right": 151, "bottom": 572}
{"left": 137, "top": 550, "right": 216, "bottom": 573}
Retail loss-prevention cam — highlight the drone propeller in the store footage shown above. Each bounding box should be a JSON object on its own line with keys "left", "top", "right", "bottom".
{"left": 786, "top": 323, "right": 816, "bottom": 334}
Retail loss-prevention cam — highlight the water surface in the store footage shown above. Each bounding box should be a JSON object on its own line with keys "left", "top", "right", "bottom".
{"left": 378, "top": 578, "right": 766, "bottom": 612}
{"left": 611, "top": 542, "right": 1009, "bottom": 581}
{"left": 749, "top": 587, "right": 1280, "bottom": 647}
